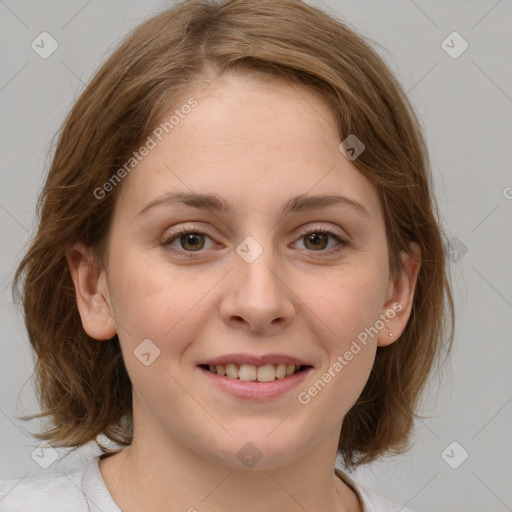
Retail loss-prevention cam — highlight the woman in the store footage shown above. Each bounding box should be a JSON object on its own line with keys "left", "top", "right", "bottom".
{"left": 0, "top": 1, "right": 454, "bottom": 510}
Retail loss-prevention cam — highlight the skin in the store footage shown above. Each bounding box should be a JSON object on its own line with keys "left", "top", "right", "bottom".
{"left": 67, "top": 72, "right": 421, "bottom": 512}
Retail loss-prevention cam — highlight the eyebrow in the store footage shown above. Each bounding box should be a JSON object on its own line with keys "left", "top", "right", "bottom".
{"left": 136, "top": 191, "right": 369, "bottom": 218}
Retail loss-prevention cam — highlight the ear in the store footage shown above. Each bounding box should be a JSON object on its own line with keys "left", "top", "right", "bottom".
{"left": 377, "top": 242, "right": 421, "bottom": 347}
{"left": 66, "top": 242, "right": 117, "bottom": 341}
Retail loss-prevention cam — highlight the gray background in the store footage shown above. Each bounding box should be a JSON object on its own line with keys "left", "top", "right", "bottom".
{"left": 1, "top": 1, "right": 511, "bottom": 511}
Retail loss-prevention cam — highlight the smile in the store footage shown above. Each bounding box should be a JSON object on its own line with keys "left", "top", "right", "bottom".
{"left": 196, "top": 363, "right": 313, "bottom": 400}
{"left": 199, "top": 363, "right": 309, "bottom": 382}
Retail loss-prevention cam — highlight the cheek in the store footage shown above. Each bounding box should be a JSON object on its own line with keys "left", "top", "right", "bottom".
{"left": 106, "top": 249, "right": 215, "bottom": 372}
{"left": 316, "top": 263, "right": 388, "bottom": 343}
{"left": 108, "top": 245, "right": 197, "bottom": 330}
{"left": 301, "top": 265, "right": 386, "bottom": 409}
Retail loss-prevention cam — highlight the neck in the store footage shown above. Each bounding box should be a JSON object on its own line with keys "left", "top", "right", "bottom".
{"left": 99, "top": 438, "right": 362, "bottom": 512}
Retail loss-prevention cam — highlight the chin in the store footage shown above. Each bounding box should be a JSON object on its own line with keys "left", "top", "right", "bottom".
{"left": 197, "top": 431, "right": 307, "bottom": 470}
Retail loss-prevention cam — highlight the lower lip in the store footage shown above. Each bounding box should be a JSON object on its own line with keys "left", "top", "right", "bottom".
{"left": 197, "top": 366, "right": 313, "bottom": 400}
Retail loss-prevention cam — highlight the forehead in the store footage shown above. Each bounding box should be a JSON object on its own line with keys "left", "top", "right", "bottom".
{"left": 153, "top": 74, "right": 337, "bottom": 162}
{"left": 114, "top": 73, "right": 383, "bottom": 221}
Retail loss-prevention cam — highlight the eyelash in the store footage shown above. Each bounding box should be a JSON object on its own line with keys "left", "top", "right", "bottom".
{"left": 161, "top": 224, "right": 349, "bottom": 259}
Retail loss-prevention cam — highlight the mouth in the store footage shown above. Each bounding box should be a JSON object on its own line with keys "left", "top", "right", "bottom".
{"left": 196, "top": 361, "right": 314, "bottom": 400}
{"left": 198, "top": 363, "right": 312, "bottom": 383}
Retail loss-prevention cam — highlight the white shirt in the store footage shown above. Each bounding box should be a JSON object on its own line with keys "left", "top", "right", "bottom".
{"left": 0, "top": 456, "right": 419, "bottom": 512}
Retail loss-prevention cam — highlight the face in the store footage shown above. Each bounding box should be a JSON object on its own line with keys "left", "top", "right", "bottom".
{"left": 72, "top": 72, "right": 418, "bottom": 469}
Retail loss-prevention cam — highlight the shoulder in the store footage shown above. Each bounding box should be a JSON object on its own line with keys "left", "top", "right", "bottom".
{"left": 357, "top": 485, "right": 420, "bottom": 512}
{"left": 336, "top": 468, "right": 421, "bottom": 512}
{"left": 0, "top": 456, "right": 118, "bottom": 512}
{"left": 0, "top": 465, "right": 85, "bottom": 512}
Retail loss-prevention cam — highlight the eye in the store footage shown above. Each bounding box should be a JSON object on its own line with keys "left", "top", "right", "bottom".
{"left": 161, "top": 225, "right": 216, "bottom": 258}
{"left": 292, "top": 225, "right": 349, "bottom": 254}
{"left": 161, "top": 224, "right": 349, "bottom": 259}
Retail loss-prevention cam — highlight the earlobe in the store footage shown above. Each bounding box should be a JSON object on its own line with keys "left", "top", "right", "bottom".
{"left": 377, "top": 242, "right": 421, "bottom": 347}
{"left": 66, "top": 242, "right": 117, "bottom": 341}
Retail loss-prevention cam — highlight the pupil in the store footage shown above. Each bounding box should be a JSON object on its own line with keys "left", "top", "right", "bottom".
{"left": 307, "top": 232, "right": 326, "bottom": 250}
{"left": 182, "top": 233, "right": 204, "bottom": 250}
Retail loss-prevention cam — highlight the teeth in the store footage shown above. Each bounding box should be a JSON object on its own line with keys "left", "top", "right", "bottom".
{"left": 226, "top": 363, "right": 239, "bottom": 379}
{"left": 205, "top": 362, "right": 303, "bottom": 382}
{"left": 239, "top": 364, "right": 257, "bottom": 381}
{"left": 257, "top": 364, "right": 277, "bottom": 383}
{"left": 275, "top": 363, "right": 287, "bottom": 379}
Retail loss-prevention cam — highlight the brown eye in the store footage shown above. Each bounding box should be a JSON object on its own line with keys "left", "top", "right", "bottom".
{"left": 162, "top": 225, "right": 216, "bottom": 258}
{"left": 293, "top": 227, "right": 349, "bottom": 255}
{"left": 178, "top": 232, "right": 205, "bottom": 251}
{"left": 303, "top": 232, "right": 329, "bottom": 251}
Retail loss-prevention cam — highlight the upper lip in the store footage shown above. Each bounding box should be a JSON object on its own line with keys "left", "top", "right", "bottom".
{"left": 198, "top": 353, "right": 313, "bottom": 367}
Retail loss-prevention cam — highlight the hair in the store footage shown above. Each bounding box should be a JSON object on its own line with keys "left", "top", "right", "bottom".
{"left": 13, "top": 0, "right": 454, "bottom": 470}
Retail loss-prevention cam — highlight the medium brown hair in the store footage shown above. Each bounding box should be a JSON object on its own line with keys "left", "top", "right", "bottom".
{"left": 13, "top": 0, "right": 454, "bottom": 469}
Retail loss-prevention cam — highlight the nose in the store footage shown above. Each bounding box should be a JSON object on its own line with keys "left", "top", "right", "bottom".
{"left": 220, "top": 247, "right": 296, "bottom": 334}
